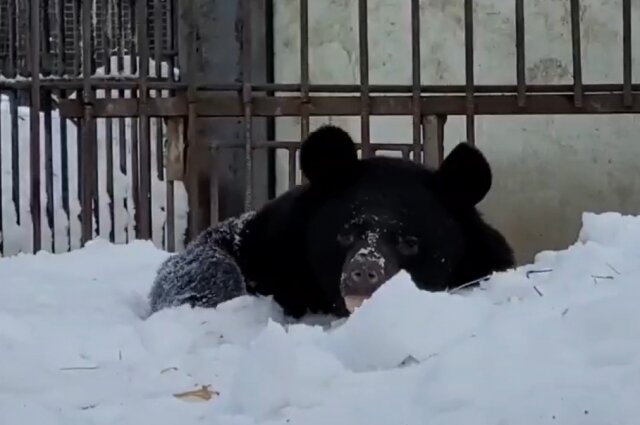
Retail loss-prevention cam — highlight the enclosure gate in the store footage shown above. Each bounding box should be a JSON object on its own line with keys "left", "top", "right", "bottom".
{"left": 0, "top": 0, "right": 637, "bottom": 256}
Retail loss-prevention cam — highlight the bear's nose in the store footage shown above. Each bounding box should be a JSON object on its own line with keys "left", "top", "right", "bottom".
{"left": 350, "top": 268, "right": 380, "bottom": 284}
{"left": 343, "top": 259, "right": 385, "bottom": 293}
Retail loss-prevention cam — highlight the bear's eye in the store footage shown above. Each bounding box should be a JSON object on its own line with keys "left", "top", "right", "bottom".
{"left": 337, "top": 232, "right": 355, "bottom": 247}
{"left": 397, "top": 236, "right": 419, "bottom": 256}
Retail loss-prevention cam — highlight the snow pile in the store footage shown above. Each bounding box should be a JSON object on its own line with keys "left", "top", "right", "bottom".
{"left": 1, "top": 211, "right": 640, "bottom": 425}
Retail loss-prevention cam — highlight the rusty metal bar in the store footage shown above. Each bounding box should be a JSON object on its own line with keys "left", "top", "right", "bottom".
{"left": 288, "top": 147, "right": 297, "bottom": 189}
{"left": 129, "top": 0, "right": 141, "bottom": 242}
{"left": 55, "top": 0, "right": 69, "bottom": 247}
{"left": 185, "top": 3, "right": 200, "bottom": 241}
{"left": 80, "top": 0, "right": 96, "bottom": 246}
{"left": 41, "top": 0, "right": 55, "bottom": 246}
{"left": 1, "top": 79, "right": 639, "bottom": 94}
{"left": 358, "top": 0, "right": 371, "bottom": 157}
{"left": 622, "top": 0, "right": 632, "bottom": 107}
{"left": 411, "top": 0, "right": 422, "bottom": 163}
{"left": 464, "top": 0, "right": 475, "bottom": 145}
{"left": 58, "top": 92, "right": 640, "bottom": 118}
{"left": 137, "top": 0, "right": 152, "bottom": 240}
{"left": 209, "top": 155, "right": 219, "bottom": 226}
{"left": 213, "top": 141, "right": 438, "bottom": 151}
{"left": 515, "top": 0, "right": 526, "bottom": 107}
{"left": 422, "top": 115, "right": 446, "bottom": 169}
{"left": 300, "top": 0, "right": 310, "bottom": 140}
{"left": 44, "top": 89, "right": 55, "bottom": 252}
{"left": 117, "top": 0, "right": 128, "bottom": 210}
{"left": 241, "top": 0, "right": 254, "bottom": 211}
{"left": 101, "top": 0, "right": 114, "bottom": 243}
{"left": 8, "top": 0, "right": 16, "bottom": 76}
{"left": 72, "top": 0, "right": 80, "bottom": 75}
{"left": 56, "top": 0, "right": 65, "bottom": 75}
{"left": 154, "top": 0, "right": 164, "bottom": 182}
{"left": 73, "top": 0, "right": 84, "bottom": 247}
{"left": 29, "top": 0, "right": 42, "bottom": 252}
{"left": 7, "top": 0, "right": 20, "bottom": 229}
{"left": 165, "top": 0, "right": 178, "bottom": 252}
{"left": 570, "top": 0, "right": 583, "bottom": 107}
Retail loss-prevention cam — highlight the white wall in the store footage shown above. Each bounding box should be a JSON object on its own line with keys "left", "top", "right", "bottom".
{"left": 272, "top": 0, "right": 640, "bottom": 264}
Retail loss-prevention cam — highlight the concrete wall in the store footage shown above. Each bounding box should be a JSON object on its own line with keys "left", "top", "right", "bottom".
{"left": 272, "top": 0, "right": 640, "bottom": 265}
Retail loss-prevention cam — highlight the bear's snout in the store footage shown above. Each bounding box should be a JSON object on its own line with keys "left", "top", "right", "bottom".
{"left": 342, "top": 257, "right": 385, "bottom": 293}
{"left": 340, "top": 241, "right": 399, "bottom": 312}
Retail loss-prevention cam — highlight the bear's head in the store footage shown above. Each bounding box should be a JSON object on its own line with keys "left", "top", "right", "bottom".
{"left": 300, "top": 124, "right": 502, "bottom": 313}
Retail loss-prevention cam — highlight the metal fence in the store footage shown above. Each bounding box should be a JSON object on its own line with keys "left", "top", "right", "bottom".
{"left": 0, "top": 0, "right": 637, "bottom": 257}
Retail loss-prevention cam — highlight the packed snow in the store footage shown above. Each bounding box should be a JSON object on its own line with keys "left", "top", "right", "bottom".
{"left": 1, "top": 211, "right": 640, "bottom": 425}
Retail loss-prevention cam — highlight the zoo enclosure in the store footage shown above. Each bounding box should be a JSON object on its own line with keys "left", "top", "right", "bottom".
{"left": 0, "top": 0, "right": 637, "bottom": 257}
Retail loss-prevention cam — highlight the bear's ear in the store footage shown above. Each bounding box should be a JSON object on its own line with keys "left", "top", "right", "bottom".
{"left": 299, "top": 124, "right": 359, "bottom": 187}
{"left": 433, "top": 142, "right": 492, "bottom": 208}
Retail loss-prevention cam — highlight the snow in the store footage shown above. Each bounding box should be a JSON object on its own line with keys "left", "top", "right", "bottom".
{"left": 1, "top": 211, "right": 640, "bottom": 424}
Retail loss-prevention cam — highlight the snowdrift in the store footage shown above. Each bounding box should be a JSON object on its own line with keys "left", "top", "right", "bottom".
{"left": 1, "top": 211, "right": 639, "bottom": 425}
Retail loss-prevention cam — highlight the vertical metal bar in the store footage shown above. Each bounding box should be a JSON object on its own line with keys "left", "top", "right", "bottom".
{"left": 422, "top": 115, "right": 446, "bottom": 169}
{"left": 464, "top": 0, "right": 475, "bottom": 146}
{"left": 515, "top": 0, "right": 526, "bottom": 107}
{"left": 358, "top": 0, "right": 371, "bottom": 157}
{"left": 72, "top": 0, "right": 80, "bottom": 74}
{"left": 622, "top": 0, "right": 632, "bottom": 107}
{"left": 102, "top": 0, "right": 114, "bottom": 243}
{"left": 186, "top": 4, "right": 199, "bottom": 242}
{"left": 8, "top": 0, "right": 19, "bottom": 229}
{"left": 56, "top": 0, "right": 65, "bottom": 74}
{"left": 8, "top": 0, "right": 16, "bottom": 75}
{"left": 80, "top": 0, "right": 95, "bottom": 245}
{"left": 241, "top": 0, "right": 254, "bottom": 211}
{"left": 44, "top": 94, "right": 54, "bottom": 252}
{"left": 570, "top": 0, "right": 583, "bottom": 107}
{"left": 30, "top": 0, "right": 42, "bottom": 252}
{"left": 166, "top": 0, "right": 177, "bottom": 252}
{"left": 130, "top": 0, "right": 140, "bottom": 241}
{"left": 56, "top": 0, "right": 69, "bottom": 248}
{"left": 288, "top": 147, "right": 297, "bottom": 189}
{"left": 115, "top": 2, "right": 128, "bottom": 243}
{"left": 117, "top": 1, "right": 127, "bottom": 177}
{"left": 152, "top": 0, "right": 165, "bottom": 247}
{"left": 300, "top": 0, "right": 310, "bottom": 142}
{"left": 137, "top": 0, "right": 152, "bottom": 240}
{"left": 154, "top": 0, "right": 164, "bottom": 182}
{"left": 209, "top": 153, "right": 219, "bottom": 226}
{"left": 411, "top": 0, "right": 421, "bottom": 163}
{"left": 40, "top": 3, "right": 54, "bottom": 253}
{"left": 43, "top": 73, "right": 55, "bottom": 252}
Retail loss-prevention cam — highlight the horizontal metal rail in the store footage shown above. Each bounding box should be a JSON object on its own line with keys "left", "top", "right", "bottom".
{"left": 2, "top": 80, "right": 639, "bottom": 94}
{"left": 58, "top": 92, "right": 640, "bottom": 119}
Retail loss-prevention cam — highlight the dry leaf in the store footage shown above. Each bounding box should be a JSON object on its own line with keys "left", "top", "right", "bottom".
{"left": 173, "top": 385, "right": 220, "bottom": 402}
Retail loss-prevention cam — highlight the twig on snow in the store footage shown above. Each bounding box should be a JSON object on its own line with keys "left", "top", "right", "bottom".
{"left": 533, "top": 286, "right": 544, "bottom": 297}
{"left": 59, "top": 366, "right": 99, "bottom": 371}
{"left": 447, "top": 275, "right": 491, "bottom": 294}
{"left": 526, "top": 268, "right": 553, "bottom": 279}
{"left": 591, "top": 274, "right": 614, "bottom": 284}
{"left": 605, "top": 262, "right": 621, "bottom": 275}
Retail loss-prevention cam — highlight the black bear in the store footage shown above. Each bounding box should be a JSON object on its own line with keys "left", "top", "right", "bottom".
{"left": 148, "top": 124, "right": 515, "bottom": 318}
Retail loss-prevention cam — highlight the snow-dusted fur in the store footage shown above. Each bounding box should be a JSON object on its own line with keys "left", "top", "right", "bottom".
{"left": 148, "top": 211, "right": 256, "bottom": 314}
